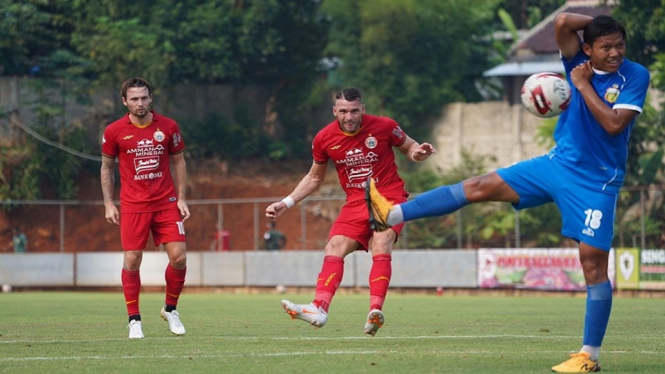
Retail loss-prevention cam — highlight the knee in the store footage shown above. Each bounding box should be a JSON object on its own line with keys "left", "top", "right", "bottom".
{"left": 171, "top": 255, "right": 186, "bottom": 269}
{"left": 168, "top": 246, "right": 187, "bottom": 268}
{"left": 463, "top": 176, "right": 492, "bottom": 202}
{"left": 580, "top": 257, "right": 608, "bottom": 285}
{"left": 124, "top": 251, "right": 142, "bottom": 271}
{"left": 323, "top": 241, "right": 351, "bottom": 258}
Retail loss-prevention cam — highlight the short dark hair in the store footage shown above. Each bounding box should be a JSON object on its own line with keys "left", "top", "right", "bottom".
{"left": 121, "top": 77, "right": 152, "bottom": 99}
{"left": 583, "top": 15, "right": 626, "bottom": 46}
{"left": 335, "top": 87, "right": 363, "bottom": 103}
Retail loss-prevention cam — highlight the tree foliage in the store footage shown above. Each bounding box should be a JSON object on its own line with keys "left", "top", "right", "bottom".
{"left": 320, "top": 0, "right": 499, "bottom": 137}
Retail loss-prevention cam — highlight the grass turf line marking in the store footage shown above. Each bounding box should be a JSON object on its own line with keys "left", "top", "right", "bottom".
{"left": 0, "top": 334, "right": 577, "bottom": 345}
{"left": 2, "top": 332, "right": 662, "bottom": 345}
{"left": 1, "top": 350, "right": 663, "bottom": 362}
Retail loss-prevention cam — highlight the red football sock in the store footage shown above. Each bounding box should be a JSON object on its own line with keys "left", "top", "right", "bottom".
{"left": 165, "top": 264, "right": 187, "bottom": 308}
{"left": 313, "top": 255, "right": 344, "bottom": 312}
{"left": 121, "top": 268, "right": 141, "bottom": 317}
{"left": 369, "top": 254, "right": 392, "bottom": 311}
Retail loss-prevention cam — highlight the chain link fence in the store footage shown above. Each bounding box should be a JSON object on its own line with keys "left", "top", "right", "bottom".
{"left": 1, "top": 185, "right": 662, "bottom": 253}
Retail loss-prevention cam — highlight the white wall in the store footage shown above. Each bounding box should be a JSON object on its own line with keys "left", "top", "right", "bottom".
{"left": 0, "top": 250, "right": 478, "bottom": 288}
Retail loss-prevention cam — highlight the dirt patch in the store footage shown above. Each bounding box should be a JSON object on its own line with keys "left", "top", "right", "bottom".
{"left": 1, "top": 158, "right": 342, "bottom": 253}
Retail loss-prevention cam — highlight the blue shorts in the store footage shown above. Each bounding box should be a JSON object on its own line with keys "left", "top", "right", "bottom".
{"left": 496, "top": 155, "right": 617, "bottom": 251}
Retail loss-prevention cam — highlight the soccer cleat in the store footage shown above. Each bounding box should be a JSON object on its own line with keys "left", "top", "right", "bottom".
{"left": 365, "top": 177, "right": 393, "bottom": 232}
{"left": 281, "top": 300, "right": 328, "bottom": 328}
{"left": 364, "top": 309, "right": 384, "bottom": 337}
{"left": 160, "top": 307, "right": 186, "bottom": 336}
{"left": 551, "top": 352, "right": 601, "bottom": 373}
{"left": 128, "top": 320, "right": 144, "bottom": 339}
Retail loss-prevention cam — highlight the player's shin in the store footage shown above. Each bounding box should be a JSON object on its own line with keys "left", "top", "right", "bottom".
{"left": 582, "top": 280, "right": 612, "bottom": 361}
{"left": 313, "top": 256, "right": 344, "bottom": 312}
{"left": 369, "top": 254, "right": 392, "bottom": 310}
{"left": 122, "top": 268, "right": 141, "bottom": 318}
{"left": 401, "top": 182, "right": 469, "bottom": 221}
{"left": 165, "top": 264, "right": 187, "bottom": 310}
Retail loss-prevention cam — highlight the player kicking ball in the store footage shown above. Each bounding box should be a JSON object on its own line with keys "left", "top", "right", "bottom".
{"left": 266, "top": 87, "right": 435, "bottom": 336}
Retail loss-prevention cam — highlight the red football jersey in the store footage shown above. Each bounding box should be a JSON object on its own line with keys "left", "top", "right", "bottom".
{"left": 101, "top": 112, "right": 185, "bottom": 213}
{"left": 312, "top": 114, "right": 408, "bottom": 203}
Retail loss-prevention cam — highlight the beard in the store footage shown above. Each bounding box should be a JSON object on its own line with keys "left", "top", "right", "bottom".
{"left": 132, "top": 107, "right": 150, "bottom": 118}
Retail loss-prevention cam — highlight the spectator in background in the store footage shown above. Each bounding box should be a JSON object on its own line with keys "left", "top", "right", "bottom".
{"left": 263, "top": 221, "right": 286, "bottom": 250}
{"left": 211, "top": 228, "right": 231, "bottom": 251}
{"left": 10, "top": 227, "right": 27, "bottom": 253}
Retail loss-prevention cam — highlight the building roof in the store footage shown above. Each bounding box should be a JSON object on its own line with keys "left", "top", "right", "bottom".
{"left": 484, "top": 0, "right": 612, "bottom": 77}
{"left": 483, "top": 61, "right": 564, "bottom": 77}
{"left": 513, "top": 4, "right": 611, "bottom": 55}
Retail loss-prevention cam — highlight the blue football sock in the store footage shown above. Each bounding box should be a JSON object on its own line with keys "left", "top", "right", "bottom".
{"left": 583, "top": 280, "right": 612, "bottom": 347}
{"left": 401, "top": 182, "right": 469, "bottom": 222}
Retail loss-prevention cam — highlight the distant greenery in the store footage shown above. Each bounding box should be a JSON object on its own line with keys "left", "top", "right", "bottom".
{"left": 401, "top": 149, "right": 566, "bottom": 249}
{"left": 2, "top": 0, "right": 665, "bottom": 250}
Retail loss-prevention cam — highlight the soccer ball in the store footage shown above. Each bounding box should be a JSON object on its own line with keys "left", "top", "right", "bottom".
{"left": 275, "top": 284, "right": 286, "bottom": 294}
{"left": 520, "top": 72, "right": 572, "bottom": 118}
{"left": 2, "top": 284, "right": 12, "bottom": 293}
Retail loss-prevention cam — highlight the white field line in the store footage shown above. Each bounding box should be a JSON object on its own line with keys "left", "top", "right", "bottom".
{"left": 1, "top": 332, "right": 662, "bottom": 345}
{"left": 0, "top": 334, "right": 577, "bottom": 345}
{"left": 0, "top": 350, "right": 662, "bottom": 362}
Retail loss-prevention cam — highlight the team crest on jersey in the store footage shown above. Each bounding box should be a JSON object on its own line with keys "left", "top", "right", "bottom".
{"left": 604, "top": 85, "right": 620, "bottom": 104}
{"left": 153, "top": 130, "right": 165, "bottom": 142}
{"left": 365, "top": 136, "right": 377, "bottom": 149}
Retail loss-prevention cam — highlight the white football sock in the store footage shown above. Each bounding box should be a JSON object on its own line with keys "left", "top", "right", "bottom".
{"left": 387, "top": 205, "right": 404, "bottom": 226}
{"left": 581, "top": 345, "right": 600, "bottom": 362}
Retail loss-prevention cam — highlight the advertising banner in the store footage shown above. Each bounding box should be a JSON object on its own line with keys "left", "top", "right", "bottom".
{"left": 478, "top": 248, "right": 616, "bottom": 291}
{"left": 615, "top": 248, "right": 665, "bottom": 290}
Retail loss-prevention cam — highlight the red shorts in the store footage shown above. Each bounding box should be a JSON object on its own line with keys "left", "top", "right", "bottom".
{"left": 328, "top": 196, "right": 406, "bottom": 252}
{"left": 120, "top": 207, "right": 186, "bottom": 250}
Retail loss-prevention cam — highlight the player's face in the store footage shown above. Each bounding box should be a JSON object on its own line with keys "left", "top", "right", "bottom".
{"left": 584, "top": 32, "right": 625, "bottom": 73}
{"left": 333, "top": 99, "right": 365, "bottom": 133}
{"left": 122, "top": 87, "right": 152, "bottom": 118}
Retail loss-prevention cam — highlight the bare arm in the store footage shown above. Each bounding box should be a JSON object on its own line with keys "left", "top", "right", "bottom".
{"left": 396, "top": 135, "right": 437, "bottom": 162}
{"left": 554, "top": 12, "right": 592, "bottom": 61}
{"left": 100, "top": 155, "right": 120, "bottom": 225}
{"left": 171, "top": 151, "right": 191, "bottom": 221}
{"left": 265, "top": 161, "right": 327, "bottom": 219}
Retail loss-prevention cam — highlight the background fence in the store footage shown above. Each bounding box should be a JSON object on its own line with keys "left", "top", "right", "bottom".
{"left": 1, "top": 185, "right": 663, "bottom": 253}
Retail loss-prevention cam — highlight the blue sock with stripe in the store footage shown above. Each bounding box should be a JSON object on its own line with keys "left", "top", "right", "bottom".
{"left": 401, "top": 182, "right": 469, "bottom": 221}
{"left": 583, "top": 280, "right": 612, "bottom": 348}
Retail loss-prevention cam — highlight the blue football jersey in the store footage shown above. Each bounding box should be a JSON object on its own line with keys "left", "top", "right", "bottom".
{"left": 548, "top": 49, "right": 650, "bottom": 192}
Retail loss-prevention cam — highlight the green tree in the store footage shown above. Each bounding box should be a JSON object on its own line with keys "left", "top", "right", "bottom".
{"left": 320, "top": 0, "right": 498, "bottom": 138}
{"left": 0, "top": 0, "right": 73, "bottom": 76}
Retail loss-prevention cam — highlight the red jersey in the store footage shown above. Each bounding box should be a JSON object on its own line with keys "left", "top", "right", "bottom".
{"left": 101, "top": 112, "right": 185, "bottom": 213}
{"left": 312, "top": 114, "right": 408, "bottom": 203}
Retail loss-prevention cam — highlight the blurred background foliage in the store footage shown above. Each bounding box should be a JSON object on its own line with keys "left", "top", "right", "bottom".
{"left": 2, "top": 0, "right": 665, "bottom": 248}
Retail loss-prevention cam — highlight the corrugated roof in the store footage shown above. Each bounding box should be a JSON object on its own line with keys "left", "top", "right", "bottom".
{"left": 484, "top": 2, "right": 612, "bottom": 78}
{"left": 517, "top": 5, "right": 611, "bottom": 54}
{"left": 483, "top": 61, "right": 564, "bottom": 77}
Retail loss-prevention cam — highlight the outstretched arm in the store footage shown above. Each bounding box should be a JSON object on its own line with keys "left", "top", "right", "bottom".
{"left": 265, "top": 160, "right": 327, "bottom": 219}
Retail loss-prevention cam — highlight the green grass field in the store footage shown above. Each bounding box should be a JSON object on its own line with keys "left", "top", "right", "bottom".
{"left": 0, "top": 291, "right": 663, "bottom": 373}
